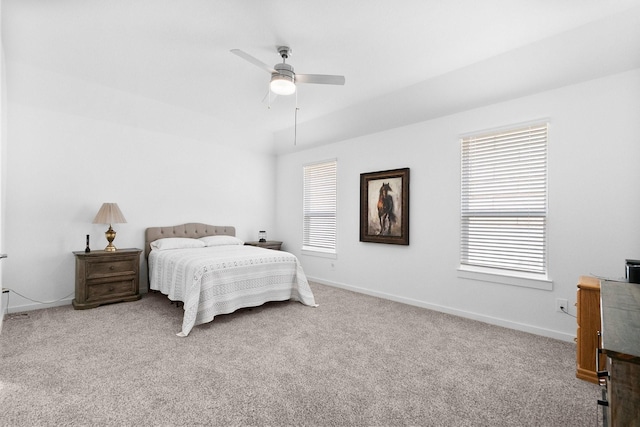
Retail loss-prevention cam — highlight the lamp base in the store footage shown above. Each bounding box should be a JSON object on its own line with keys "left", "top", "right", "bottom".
{"left": 104, "top": 225, "right": 117, "bottom": 252}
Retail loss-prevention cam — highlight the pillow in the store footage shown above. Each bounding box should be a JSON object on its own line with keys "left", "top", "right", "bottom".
{"left": 199, "top": 235, "right": 244, "bottom": 247}
{"left": 150, "top": 237, "right": 205, "bottom": 251}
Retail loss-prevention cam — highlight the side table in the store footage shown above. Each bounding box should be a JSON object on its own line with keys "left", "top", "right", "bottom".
{"left": 72, "top": 248, "right": 142, "bottom": 309}
{"left": 244, "top": 241, "right": 283, "bottom": 250}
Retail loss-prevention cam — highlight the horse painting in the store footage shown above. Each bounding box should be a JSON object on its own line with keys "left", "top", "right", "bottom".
{"left": 377, "top": 182, "right": 396, "bottom": 235}
{"left": 361, "top": 168, "right": 409, "bottom": 245}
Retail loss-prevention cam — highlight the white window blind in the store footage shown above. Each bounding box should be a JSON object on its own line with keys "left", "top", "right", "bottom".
{"left": 303, "top": 160, "right": 337, "bottom": 253}
{"left": 461, "top": 123, "right": 548, "bottom": 274}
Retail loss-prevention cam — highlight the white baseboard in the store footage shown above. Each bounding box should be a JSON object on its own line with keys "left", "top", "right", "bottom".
{"left": 308, "top": 276, "right": 576, "bottom": 343}
{"left": 5, "top": 297, "right": 73, "bottom": 313}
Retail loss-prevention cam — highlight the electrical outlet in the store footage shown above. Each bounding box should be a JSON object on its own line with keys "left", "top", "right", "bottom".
{"left": 556, "top": 298, "right": 568, "bottom": 313}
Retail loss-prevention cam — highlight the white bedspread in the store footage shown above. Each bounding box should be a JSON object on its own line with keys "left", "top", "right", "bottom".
{"left": 149, "top": 245, "right": 317, "bottom": 336}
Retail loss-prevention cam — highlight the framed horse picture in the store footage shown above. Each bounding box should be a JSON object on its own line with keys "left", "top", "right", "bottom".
{"left": 360, "top": 168, "right": 410, "bottom": 245}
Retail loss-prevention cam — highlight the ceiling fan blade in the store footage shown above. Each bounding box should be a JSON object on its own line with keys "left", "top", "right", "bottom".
{"left": 230, "top": 49, "right": 275, "bottom": 74}
{"left": 296, "top": 74, "right": 345, "bottom": 85}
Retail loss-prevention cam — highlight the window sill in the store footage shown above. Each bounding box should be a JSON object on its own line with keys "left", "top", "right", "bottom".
{"left": 457, "top": 265, "right": 552, "bottom": 291}
{"left": 301, "top": 247, "right": 337, "bottom": 260}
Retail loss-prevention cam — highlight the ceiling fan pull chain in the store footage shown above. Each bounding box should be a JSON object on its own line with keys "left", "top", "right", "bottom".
{"left": 261, "top": 88, "right": 273, "bottom": 109}
{"left": 294, "top": 91, "right": 299, "bottom": 145}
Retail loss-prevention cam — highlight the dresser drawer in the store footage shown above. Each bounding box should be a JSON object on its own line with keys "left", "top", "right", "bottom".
{"left": 87, "top": 278, "right": 136, "bottom": 301}
{"left": 86, "top": 258, "right": 137, "bottom": 279}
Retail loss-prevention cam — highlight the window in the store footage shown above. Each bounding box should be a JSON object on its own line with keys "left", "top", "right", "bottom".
{"left": 303, "top": 160, "right": 337, "bottom": 255}
{"left": 460, "top": 123, "right": 548, "bottom": 276}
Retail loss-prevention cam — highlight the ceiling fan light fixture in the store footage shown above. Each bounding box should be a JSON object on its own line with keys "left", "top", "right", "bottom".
{"left": 270, "top": 74, "right": 296, "bottom": 95}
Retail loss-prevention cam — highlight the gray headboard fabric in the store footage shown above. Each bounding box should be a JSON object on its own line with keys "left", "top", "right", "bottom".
{"left": 144, "top": 223, "right": 236, "bottom": 259}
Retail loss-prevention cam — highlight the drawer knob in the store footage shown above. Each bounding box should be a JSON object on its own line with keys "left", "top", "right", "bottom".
{"left": 109, "top": 266, "right": 115, "bottom": 270}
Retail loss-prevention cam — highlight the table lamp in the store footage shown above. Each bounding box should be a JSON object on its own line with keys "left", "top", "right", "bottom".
{"left": 92, "top": 203, "right": 127, "bottom": 252}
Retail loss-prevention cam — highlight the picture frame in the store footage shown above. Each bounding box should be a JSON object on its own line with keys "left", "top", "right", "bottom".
{"left": 360, "top": 168, "right": 410, "bottom": 245}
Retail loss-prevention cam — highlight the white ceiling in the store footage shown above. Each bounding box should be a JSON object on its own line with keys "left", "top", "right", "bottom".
{"left": 3, "top": 0, "right": 640, "bottom": 153}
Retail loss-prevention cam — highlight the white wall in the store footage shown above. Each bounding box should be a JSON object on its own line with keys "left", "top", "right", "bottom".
{"left": 3, "top": 62, "right": 276, "bottom": 312}
{"left": 276, "top": 69, "right": 640, "bottom": 342}
{"left": 0, "top": 12, "right": 6, "bottom": 327}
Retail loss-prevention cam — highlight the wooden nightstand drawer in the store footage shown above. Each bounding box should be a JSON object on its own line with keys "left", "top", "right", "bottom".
{"left": 73, "top": 248, "right": 142, "bottom": 310}
{"left": 86, "top": 258, "right": 137, "bottom": 279}
{"left": 87, "top": 278, "right": 136, "bottom": 301}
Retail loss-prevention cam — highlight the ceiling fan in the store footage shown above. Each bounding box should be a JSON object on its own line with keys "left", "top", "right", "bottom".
{"left": 231, "top": 46, "right": 345, "bottom": 96}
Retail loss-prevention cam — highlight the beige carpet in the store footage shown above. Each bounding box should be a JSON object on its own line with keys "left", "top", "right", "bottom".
{"left": 0, "top": 282, "right": 601, "bottom": 426}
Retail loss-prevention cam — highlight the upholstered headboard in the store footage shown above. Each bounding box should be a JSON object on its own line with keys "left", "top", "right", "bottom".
{"left": 144, "top": 223, "right": 236, "bottom": 259}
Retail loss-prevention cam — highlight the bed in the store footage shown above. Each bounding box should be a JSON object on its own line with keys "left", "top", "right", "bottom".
{"left": 145, "top": 223, "right": 317, "bottom": 336}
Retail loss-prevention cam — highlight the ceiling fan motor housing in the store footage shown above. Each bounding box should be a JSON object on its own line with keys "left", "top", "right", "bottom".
{"left": 273, "top": 62, "right": 295, "bottom": 82}
{"left": 271, "top": 63, "right": 296, "bottom": 94}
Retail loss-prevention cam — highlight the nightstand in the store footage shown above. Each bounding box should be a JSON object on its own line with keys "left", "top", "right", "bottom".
{"left": 72, "top": 248, "right": 142, "bottom": 309}
{"left": 244, "top": 240, "right": 283, "bottom": 250}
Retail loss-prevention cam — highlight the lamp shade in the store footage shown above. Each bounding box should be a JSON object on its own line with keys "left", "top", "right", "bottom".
{"left": 92, "top": 203, "right": 127, "bottom": 225}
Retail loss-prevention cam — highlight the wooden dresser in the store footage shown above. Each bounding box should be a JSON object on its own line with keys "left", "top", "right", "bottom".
{"left": 576, "top": 276, "right": 606, "bottom": 383}
{"left": 599, "top": 279, "right": 640, "bottom": 426}
{"left": 72, "top": 248, "right": 142, "bottom": 309}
